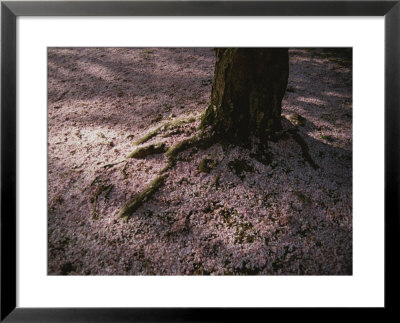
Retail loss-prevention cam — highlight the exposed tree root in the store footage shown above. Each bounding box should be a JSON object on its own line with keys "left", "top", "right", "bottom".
{"left": 91, "top": 183, "right": 113, "bottom": 219}
{"left": 90, "top": 113, "right": 210, "bottom": 220}
{"left": 198, "top": 158, "right": 218, "bottom": 173}
{"left": 121, "top": 161, "right": 129, "bottom": 179}
{"left": 104, "top": 184, "right": 113, "bottom": 200}
{"left": 166, "top": 135, "right": 215, "bottom": 170}
{"left": 108, "top": 113, "right": 318, "bottom": 220}
{"left": 132, "top": 115, "right": 199, "bottom": 146}
{"left": 102, "top": 160, "right": 125, "bottom": 169}
{"left": 90, "top": 175, "right": 102, "bottom": 187}
{"left": 127, "top": 142, "right": 167, "bottom": 159}
{"left": 210, "top": 173, "right": 221, "bottom": 189}
{"left": 119, "top": 134, "right": 215, "bottom": 219}
{"left": 117, "top": 125, "right": 318, "bottom": 219}
{"left": 132, "top": 127, "right": 160, "bottom": 146}
{"left": 164, "top": 136, "right": 199, "bottom": 169}
{"left": 289, "top": 129, "right": 319, "bottom": 170}
{"left": 118, "top": 174, "right": 168, "bottom": 220}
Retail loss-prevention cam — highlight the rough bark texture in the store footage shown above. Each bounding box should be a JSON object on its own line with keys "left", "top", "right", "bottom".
{"left": 200, "top": 48, "right": 289, "bottom": 141}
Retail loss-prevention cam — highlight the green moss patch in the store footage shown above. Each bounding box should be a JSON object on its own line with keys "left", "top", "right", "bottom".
{"left": 198, "top": 158, "right": 218, "bottom": 173}
{"left": 288, "top": 113, "right": 306, "bottom": 127}
{"left": 164, "top": 135, "right": 214, "bottom": 170}
{"left": 118, "top": 174, "right": 168, "bottom": 219}
{"left": 127, "top": 143, "right": 167, "bottom": 159}
{"left": 210, "top": 173, "right": 221, "bottom": 189}
{"left": 120, "top": 131, "right": 214, "bottom": 219}
{"left": 133, "top": 115, "right": 199, "bottom": 146}
{"left": 164, "top": 136, "right": 198, "bottom": 169}
{"left": 133, "top": 128, "right": 160, "bottom": 145}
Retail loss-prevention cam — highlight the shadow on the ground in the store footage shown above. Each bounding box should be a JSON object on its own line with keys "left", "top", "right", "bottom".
{"left": 109, "top": 125, "right": 352, "bottom": 275}
{"left": 48, "top": 48, "right": 352, "bottom": 275}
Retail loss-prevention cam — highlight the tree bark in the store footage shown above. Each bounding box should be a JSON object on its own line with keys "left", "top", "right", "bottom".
{"left": 200, "top": 48, "right": 289, "bottom": 142}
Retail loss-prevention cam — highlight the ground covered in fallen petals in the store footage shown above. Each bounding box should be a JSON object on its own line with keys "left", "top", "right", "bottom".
{"left": 48, "top": 48, "right": 352, "bottom": 275}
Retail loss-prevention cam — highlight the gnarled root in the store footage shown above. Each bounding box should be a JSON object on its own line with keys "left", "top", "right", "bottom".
{"left": 118, "top": 174, "right": 168, "bottom": 220}
{"left": 289, "top": 129, "right": 319, "bottom": 170}
{"left": 127, "top": 143, "right": 167, "bottom": 159}
{"left": 132, "top": 115, "right": 199, "bottom": 146}
{"left": 91, "top": 183, "right": 113, "bottom": 219}
{"left": 118, "top": 134, "right": 215, "bottom": 219}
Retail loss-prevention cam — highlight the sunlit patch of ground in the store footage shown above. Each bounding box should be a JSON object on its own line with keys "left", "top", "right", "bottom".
{"left": 48, "top": 48, "right": 352, "bottom": 275}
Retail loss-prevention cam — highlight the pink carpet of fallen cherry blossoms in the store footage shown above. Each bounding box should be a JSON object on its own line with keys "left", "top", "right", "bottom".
{"left": 48, "top": 48, "right": 352, "bottom": 275}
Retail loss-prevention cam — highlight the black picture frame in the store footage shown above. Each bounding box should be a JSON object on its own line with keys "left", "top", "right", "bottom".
{"left": 1, "top": 0, "right": 399, "bottom": 321}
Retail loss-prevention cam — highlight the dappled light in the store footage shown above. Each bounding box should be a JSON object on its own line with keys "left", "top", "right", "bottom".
{"left": 48, "top": 48, "right": 352, "bottom": 275}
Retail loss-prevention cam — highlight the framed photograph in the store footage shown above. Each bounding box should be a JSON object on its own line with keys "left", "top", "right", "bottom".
{"left": 1, "top": 0, "right": 398, "bottom": 321}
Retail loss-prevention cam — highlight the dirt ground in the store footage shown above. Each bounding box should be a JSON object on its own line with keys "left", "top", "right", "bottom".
{"left": 48, "top": 48, "right": 352, "bottom": 275}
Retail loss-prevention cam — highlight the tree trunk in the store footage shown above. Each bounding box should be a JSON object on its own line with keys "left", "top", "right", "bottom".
{"left": 200, "top": 48, "right": 289, "bottom": 142}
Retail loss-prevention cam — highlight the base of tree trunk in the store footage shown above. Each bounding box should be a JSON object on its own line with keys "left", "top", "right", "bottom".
{"left": 200, "top": 48, "right": 289, "bottom": 142}
{"left": 99, "top": 49, "right": 298, "bottom": 219}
